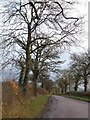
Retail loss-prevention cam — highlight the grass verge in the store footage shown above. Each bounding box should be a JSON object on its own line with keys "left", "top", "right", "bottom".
{"left": 64, "top": 95, "right": 90, "bottom": 102}
{"left": 3, "top": 95, "right": 50, "bottom": 118}
{"left": 25, "top": 95, "right": 50, "bottom": 118}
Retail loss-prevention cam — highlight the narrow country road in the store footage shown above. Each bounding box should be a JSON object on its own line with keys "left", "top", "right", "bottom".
{"left": 40, "top": 95, "right": 89, "bottom": 118}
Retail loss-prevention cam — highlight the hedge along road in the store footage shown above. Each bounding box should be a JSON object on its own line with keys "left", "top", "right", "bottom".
{"left": 40, "top": 95, "right": 89, "bottom": 118}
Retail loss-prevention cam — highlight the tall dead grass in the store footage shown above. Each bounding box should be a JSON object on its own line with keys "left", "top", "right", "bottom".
{"left": 2, "top": 80, "right": 48, "bottom": 118}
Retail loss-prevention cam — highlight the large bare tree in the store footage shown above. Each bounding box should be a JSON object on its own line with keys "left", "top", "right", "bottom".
{"left": 1, "top": 0, "right": 82, "bottom": 93}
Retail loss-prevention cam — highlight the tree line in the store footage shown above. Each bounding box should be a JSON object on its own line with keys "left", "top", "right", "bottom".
{"left": 0, "top": 0, "right": 82, "bottom": 96}
{"left": 56, "top": 51, "right": 90, "bottom": 94}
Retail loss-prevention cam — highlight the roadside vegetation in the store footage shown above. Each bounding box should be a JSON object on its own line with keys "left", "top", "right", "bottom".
{"left": 27, "top": 95, "right": 50, "bottom": 118}
{"left": 3, "top": 95, "right": 50, "bottom": 118}
{"left": 66, "top": 95, "right": 90, "bottom": 102}
{"left": 2, "top": 80, "right": 49, "bottom": 118}
{"left": 62, "top": 92, "right": 90, "bottom": 102}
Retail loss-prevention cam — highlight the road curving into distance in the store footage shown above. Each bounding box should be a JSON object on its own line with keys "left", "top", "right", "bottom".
{"left": 40, "top": 95, "right": 89, "bottom": 118}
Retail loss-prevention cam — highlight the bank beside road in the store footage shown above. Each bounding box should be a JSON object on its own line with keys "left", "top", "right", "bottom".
{"left": 63, "top": 92, "right": 90, "bottom": 102}
{"left": 64, "top": 95, "right": 90, "bottom": 102}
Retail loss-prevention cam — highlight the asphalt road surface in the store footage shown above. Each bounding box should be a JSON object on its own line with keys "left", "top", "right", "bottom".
{"left": 40, "top": 95, "right": 89, "bottom": 118}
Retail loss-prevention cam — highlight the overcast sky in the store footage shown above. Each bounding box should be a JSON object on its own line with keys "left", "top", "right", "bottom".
{"left": 60, "top": 0, "right": 88, "bottom": 69}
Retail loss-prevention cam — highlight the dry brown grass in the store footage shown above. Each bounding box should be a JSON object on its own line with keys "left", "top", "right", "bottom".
{"left": 2, "top": 80, "right": 48, "bottom": 118}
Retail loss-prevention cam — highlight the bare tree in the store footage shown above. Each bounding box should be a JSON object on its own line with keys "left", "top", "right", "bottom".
{"left": 70, "top": 62, "right": 82, "bottom": 91}
{"left": 70, "top": 52, "right": 90, "bottom": 92}
{"left": 1, "top": 0, "right": 81, "bottom": 93}
{"left": 31, "top": 40, "right": 62, "bottom": 96}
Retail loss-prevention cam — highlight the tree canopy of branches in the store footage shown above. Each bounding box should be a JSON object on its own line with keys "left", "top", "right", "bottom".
{"left": 0, "top": 0, "right": 82, "bottom": 95}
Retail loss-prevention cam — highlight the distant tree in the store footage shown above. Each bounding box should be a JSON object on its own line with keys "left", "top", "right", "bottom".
{"left": 70, "top": 51, "right": 90, "bottom": 92}
{"left": 31, "top": 42, "right": 61, "bottom": 96}
{"left": 56, "top": 69, "right": 75, "bottom": 94}
{"left": 42, "top": 79, "right": 54, "bottom": 93}
{"left": 70, "top": 63, "right": 82, "bottom": 91}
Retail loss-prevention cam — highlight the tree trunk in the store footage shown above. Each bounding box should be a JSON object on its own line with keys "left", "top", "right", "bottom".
{"left": 23, "top": 56, "right": 30, "bottom": 85}
{"left": 74, "top": 85, "right": 78, "bottom": 91}
{"left": 32, "top": 69, "right": 39, "bottom": 97}
{"left": 23, "top": 24, "right": 31, "bottom": 93}
{"left": 65, "top": 85, "right": 67, "bottom": 93}
{"left": 19, "top": 67, "right": 25, "bottom": 87}
{"left": 74, "top": 80, "right": 78, "bottom": 92}
{"left": 84, "top": 84, "right": 87, "bottom": 92}
{"left": 61, "top": 87, "right": 63, "bottom": 94}
{"left": 84, "top": 78, "right": 87, "bottom": 92}
{"left": 41, "top": 82, "right": 44, "bottom": 88}
{"left": 33, "top": 78, "right": 38, "bottom": 97}
{"left": 83, "top": 75, "right": 87, "bottom": 92}
{"left": 74, "top": 76, "right": 80, "bottom": 92}
{"left": 32, "top": 51, "right": 39, "bottom": 96}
